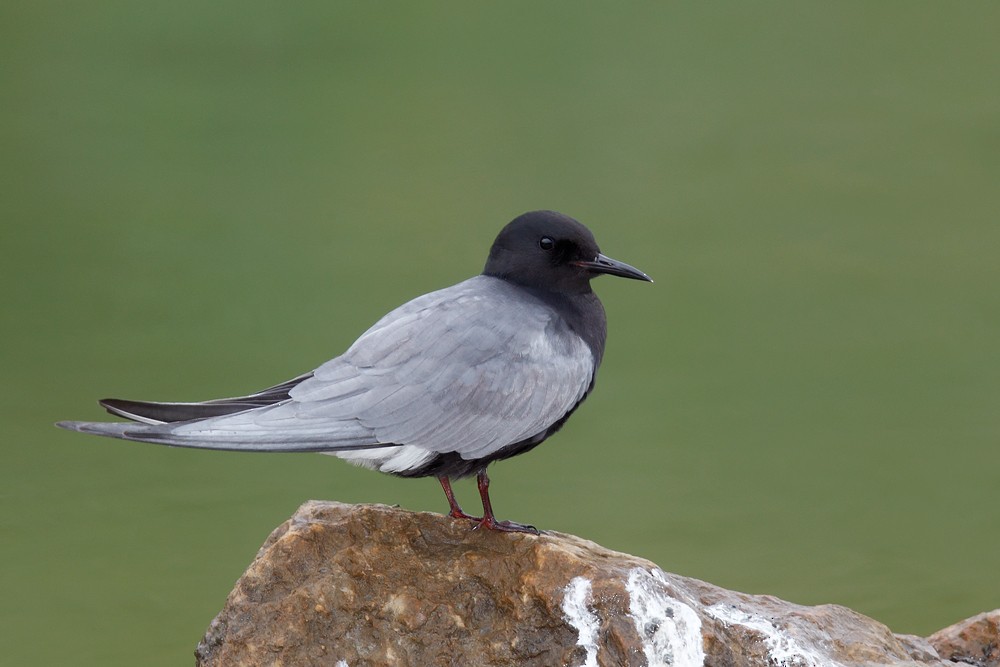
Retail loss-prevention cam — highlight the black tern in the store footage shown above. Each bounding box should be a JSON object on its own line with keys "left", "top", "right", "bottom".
{"left": 58, "top": 210, "right": 652, "bottom": 533}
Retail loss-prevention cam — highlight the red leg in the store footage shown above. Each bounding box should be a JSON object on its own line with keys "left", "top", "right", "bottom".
{"left": 473, "top": 470, "right": 539, "bottom": 534}
{"left": 438, "top": 476, "right": 480, "bottom": 521}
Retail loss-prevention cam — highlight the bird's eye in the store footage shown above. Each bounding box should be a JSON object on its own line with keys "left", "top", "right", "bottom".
{"left": 539, "top": 237, "right": 555, "bottom": 251}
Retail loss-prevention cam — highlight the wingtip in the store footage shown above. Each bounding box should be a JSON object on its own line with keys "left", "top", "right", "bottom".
{"left": 55, "top": 420, "right": 77, "bottom": 431}
{"left": 54, "top": 420, "right": 133, "bottom": 439}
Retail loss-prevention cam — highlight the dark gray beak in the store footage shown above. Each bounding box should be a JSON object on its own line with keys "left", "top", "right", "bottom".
{"left": 573, "top": 253, "right": 653, "bottom": 282}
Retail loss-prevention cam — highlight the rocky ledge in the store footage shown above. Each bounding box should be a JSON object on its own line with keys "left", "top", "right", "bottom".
{"left": 195, "top": 501, "right": 997, "bottom": 667}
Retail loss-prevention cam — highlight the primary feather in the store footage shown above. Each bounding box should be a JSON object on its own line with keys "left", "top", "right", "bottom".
{"left": 98, "top": 374, "right": 311, "bottom": 424}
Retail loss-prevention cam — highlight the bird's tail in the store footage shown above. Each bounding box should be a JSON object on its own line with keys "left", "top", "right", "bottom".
{"left": 55, "top": 371, "right": 387, "bottom": 452}
{"left": 54, "top": 416, "right": 389, "bottom": 453}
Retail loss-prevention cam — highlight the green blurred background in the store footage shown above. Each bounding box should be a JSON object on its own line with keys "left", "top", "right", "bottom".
{"left": 3, "top": 2, "right": 999, "bottom": 664}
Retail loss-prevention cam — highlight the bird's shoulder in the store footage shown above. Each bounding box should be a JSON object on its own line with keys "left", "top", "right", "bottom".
{"left": 368, "top": 275, "right": 557, "bottom": 326}
{"left": 343, "top": 275, "right": 581, "bottom": 364}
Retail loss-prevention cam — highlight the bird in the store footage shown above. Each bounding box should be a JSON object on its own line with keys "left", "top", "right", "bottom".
{"left": 57, "top": 210, "right": 652, "bottom": 533}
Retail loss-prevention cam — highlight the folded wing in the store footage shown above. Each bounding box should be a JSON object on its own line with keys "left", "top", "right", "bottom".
{"left": 58, "top": 277, "right": 597, "bottom": 462}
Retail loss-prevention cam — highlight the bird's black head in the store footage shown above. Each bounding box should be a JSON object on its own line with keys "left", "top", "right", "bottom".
{"left": 483, "top": 210, "right": 652, "bottom": 294}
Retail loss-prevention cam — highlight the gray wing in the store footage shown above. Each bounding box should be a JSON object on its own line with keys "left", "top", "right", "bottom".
{"left": 62, "top": 276, "right": 596, "bottom": 465}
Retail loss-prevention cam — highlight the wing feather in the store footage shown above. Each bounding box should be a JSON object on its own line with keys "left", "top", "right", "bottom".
{"left": 60, "top": 276, "right": 596, "bottom": 465}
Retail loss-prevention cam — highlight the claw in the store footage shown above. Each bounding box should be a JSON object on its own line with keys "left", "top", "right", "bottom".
{"left": 473, "top": 516, "right": 539, "bottom": 534}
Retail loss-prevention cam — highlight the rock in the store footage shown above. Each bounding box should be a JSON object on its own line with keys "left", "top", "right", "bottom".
{"left": 928, "top": 610, "right": 1000, "bottom": 667}
{"left": 195, "top": 501, "right": 977, "bottom": 666}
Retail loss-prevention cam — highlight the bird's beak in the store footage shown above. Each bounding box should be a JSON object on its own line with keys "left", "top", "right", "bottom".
{"left": 573, "top": 253, "right": 653, "bottom": 283}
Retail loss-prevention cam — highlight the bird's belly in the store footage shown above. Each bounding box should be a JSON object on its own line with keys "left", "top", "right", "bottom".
{"left": 322, "top": 444, "right": 435, "bottom": 475}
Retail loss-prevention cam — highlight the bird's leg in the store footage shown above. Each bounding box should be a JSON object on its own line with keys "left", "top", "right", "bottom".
{"left": 473, "top": 470, "right": 539, "bottom": 534}
{"left": 437, "top": 476, "right": 480, "bottom": 521}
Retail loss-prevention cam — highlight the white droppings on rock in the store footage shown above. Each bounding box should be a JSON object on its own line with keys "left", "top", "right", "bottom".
{"left": 626, "top": 568, "right": 705, "bottom": 667}
{"left": 706, "top": 603, "right": 835, "bottom": 667}
{"left": 334, "top": 661, "right": 349, "bottom": 667}
{"left": 562, "top": 576, "right": 599, "bottom": 667}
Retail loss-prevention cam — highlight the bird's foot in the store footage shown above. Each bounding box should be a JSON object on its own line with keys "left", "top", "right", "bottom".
{"left": 447, "top": 508, "right": 482, "bottom": 522}
{"left": 473, "top": 516, "right": 540, "bottom": 534}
